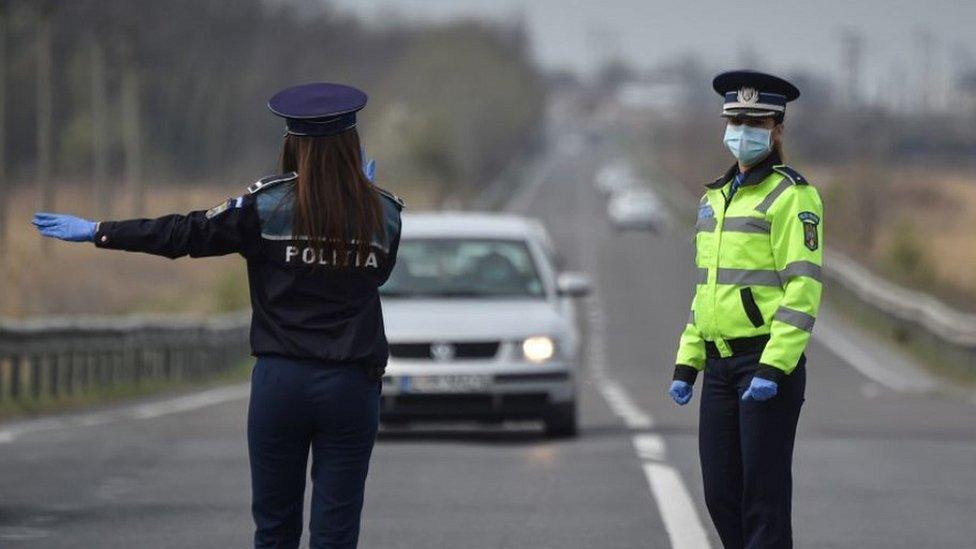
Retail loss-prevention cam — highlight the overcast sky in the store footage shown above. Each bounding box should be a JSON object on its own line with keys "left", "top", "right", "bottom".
{"left": 331, "top": 0, "right": 976, "bottom": 96}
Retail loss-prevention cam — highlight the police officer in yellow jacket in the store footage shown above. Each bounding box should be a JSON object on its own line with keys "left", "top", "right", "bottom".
{"left": 668, "top": 70, "right": 822, "bottom": 549}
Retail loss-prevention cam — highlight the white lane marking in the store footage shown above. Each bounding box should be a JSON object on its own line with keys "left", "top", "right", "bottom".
{"left": 600, "top": 381, "right": 654, "bottom": 429}
{"left": 503, "top": 156, "right": 552, "bottom": 214}
{"left": 633, "top": 434, "right": 668, "bottom": 461}
{"left": 0, "top": 526, "right": 53, "bottom": 541}
{"left": 566, "top": 157, "right": 711, "bottom": 549}
{"left": 814, "top": 307, "right": 940, "bottom": 393}
{"left": 644, "top": 463, "right": 714, "bottom": 549}
{"left": 131, "top": 384, "right": 250, "bottom": 419}
{"left": 0, "top": 383, "right": 250, "bottom": 444}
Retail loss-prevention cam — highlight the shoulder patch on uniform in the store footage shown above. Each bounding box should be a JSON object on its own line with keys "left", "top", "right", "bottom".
{"left": 798, "top": 211, "right": 820, "bottom": 251}
{"left": 697, "top": 203, "right": 714, "bottom": 220}
{"left": 247, "top": 171, "right": 297, "bottom": 195}
{"left": 772, "top": 165, "right": 808, "bottom": 186}
{"left": 206, "top": 196, "right": 244, "bottom": 219}
{"left": 377, "top": 187, "right": 405, "bottom": 210}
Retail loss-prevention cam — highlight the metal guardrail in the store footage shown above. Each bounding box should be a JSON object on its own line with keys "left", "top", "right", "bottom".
{"left": 823, "top": 253, "right": 976, "bottom": 371}
{"left": 0, "top": 312, "right": 250, "bottom": 404}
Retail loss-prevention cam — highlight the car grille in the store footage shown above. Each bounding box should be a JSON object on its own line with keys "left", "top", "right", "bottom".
{"left": 389, "top": 341, "right": 501, "bottom": 360}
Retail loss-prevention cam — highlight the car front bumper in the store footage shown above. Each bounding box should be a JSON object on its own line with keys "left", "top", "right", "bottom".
{"left": 380, "top": 359, "right": 576, "bottom": 421}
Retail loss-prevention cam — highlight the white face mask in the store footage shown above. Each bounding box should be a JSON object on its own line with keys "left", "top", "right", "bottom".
{"left": 723, "top": 124, "right": 772, "bottom": 167}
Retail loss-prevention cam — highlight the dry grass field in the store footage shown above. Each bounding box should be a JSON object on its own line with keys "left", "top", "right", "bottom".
{"left": 2, "top": 183, "right": 248, "bottom": 318}
{"left": 812, "top": 165, "right": 976, "bottom": 310}
{"left": 1, "top": 179, "right": 441, "bottom": 319}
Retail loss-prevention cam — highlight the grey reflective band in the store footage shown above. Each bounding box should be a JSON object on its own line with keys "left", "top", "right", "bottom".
{"left": 688, "top": 310, "right": 695, "bottom": 325}
{"left": 697, "top": 268, "right": 709, "bottom": 284}
{"left": 779, "top": 260, "right": 822, "bottom": 283}
{"left": 716, "top": 268, "right": 781, "bottom": 286}
{"left": 755, "top": 178, "right": 793, "bottom": 213}
{"left": 696, "top": 217, "right": 716, "bottom": 232}
{"left": 774, "top": 306, "right": 816, "bottom": 332}
{"left": 723, "top": 217, "right": 771, "bottom": 234}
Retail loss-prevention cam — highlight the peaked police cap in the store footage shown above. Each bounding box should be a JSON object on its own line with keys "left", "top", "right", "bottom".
{"left": 268, "top": 82, "right": 367, "bottom": 137}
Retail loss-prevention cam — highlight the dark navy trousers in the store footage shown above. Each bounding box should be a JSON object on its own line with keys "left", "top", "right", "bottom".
{"left": 699, "top": 353, "right": 805, "bottom": 549}
{"left": 248, "top": 356, "right": 380, "bottom": 549}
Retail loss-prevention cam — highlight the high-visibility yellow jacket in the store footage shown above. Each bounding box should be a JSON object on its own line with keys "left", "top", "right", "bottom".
{"left": 673, "top": 153, "right": 823, "bottom": 384}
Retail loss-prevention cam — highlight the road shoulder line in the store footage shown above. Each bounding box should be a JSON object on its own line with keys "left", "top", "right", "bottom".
{"left": 0, "top": 383, "right": 250, "bottom": 444}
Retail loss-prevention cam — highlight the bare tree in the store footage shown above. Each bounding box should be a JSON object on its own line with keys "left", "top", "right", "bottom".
{"left": 120, "top": 39, "right": 143, "bottom": 216}
{"left": 36, "top": 2, "right": 55, "bottom": 241}
{"left": 89, "top": 33, "right": 110, "bottom": 218}
{"left": 0, "top": 2, "right": 7, "bottom": 258}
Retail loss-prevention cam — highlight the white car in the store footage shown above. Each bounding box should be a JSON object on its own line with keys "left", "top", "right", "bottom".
{"left": 379, "top": 213, "right": 591, "bottom": 437}
{"left": 607, "top": 188, "right": 669, "bottom": 232}
{"left": 595, "top": 161, "right": 639, "bottom": 196}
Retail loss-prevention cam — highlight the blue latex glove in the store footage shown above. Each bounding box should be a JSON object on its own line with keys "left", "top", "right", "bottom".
{"left": 363, "top": 158, "right": 376, "bottom": 182}
{"left": 669, "top": 380, "right": 693, "bottom": 406}
{"left": 742, "top": 377, "right": 778, "bottom": 401}
{"left": 32, "top": 212, "right": 97, "bottom": 242}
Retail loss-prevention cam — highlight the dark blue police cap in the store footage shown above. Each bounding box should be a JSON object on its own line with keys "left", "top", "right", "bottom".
{"left": 712, "top": 70, "right": 800, "bottom": 119}
{"left": 268, "top": 83, "right": 367, "bottom": 137}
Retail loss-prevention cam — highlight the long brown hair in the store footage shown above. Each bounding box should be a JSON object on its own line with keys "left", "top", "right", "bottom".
{"left": 279, "top": 129, "right": 383, "bottom": 268}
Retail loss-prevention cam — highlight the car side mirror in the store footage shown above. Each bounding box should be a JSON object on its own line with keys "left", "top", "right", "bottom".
{"left": 556, "top": 272, "right": 592, "bottom": 297}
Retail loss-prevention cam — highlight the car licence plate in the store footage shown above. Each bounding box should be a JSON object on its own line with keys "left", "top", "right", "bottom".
{"left": 401, "top": 375, "right": 491, "bottom": 394}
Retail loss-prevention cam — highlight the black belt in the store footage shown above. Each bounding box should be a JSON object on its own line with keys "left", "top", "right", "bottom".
{"left": 704, "top": 335, "right": 770, "bottom": 358}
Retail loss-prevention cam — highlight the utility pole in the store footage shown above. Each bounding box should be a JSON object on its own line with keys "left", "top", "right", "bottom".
{"left": 840, "top": 29, "right": 864, "bottom": 109}
{"left": 120, "top": 40, "right": 143, "bottom": 216}
{"left": 0, "top": 3, "right": 8, "bottom": 258}
{"left": 915, "top": 29, "right": 935, "bottom": 114}
{"left": 36, "top": 3, "right": 54, "bottom": 251}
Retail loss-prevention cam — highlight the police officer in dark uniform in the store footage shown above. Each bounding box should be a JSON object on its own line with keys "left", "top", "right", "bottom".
{"left": 668, "top": 71, "right": 823, "bottom": 548}
{"left": 32, "top": 82, "right": 403, "bottom": 549}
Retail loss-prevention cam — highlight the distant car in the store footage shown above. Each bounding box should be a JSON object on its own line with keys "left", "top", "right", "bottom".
{"left": 379, "top": 213, "right": 590, "bottom": 437}
{"left": 595, "top": 161, "right": 638, "bottom": 196}
{"left": 607, "top": 188, "right": 669, "bottom": 232}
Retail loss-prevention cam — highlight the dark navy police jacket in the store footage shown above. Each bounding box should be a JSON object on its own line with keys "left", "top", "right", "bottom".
{"left": 94, "top": 172, "right": 403, "bottom": 368}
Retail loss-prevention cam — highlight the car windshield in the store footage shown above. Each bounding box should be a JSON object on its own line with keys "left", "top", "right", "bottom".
{"left": 381, "top": 238, "right": 546, "bottom": 299}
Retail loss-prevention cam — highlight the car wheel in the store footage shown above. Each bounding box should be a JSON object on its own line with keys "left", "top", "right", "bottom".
{"left": 544, "top": 402, "right": 578, "bottom": 439}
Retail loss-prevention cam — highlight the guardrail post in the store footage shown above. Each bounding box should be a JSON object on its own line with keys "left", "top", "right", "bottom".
{"left": 95, "top": 352, "right": 105, "bottom": 388}
{"left": 63, "top": 352, "right": 73, "bottom": 396}
{"left": 10, "top": 355, "right": 22, "bottom": 400}
{"left": 31, "top": 355, "right": 42, "bottom": 401}
{"left": 48, "top": 354, "right": 59, "bottom": 399}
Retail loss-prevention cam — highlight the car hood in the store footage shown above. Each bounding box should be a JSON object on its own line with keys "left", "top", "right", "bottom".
{"left": 381, "top": 298, "right": 567, "bottom": 341}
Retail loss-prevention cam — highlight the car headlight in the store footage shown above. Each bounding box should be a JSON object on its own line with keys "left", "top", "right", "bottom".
{"left": 522, "top": 336, "right": 556, "bottom": 363}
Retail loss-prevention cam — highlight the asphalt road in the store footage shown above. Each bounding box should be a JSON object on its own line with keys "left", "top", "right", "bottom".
{"left": 2, "top": 132, "right": 975, "bottom": 548}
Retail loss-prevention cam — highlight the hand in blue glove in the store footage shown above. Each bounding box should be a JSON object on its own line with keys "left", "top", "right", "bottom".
{"left": 32, "top": 212, "right": 98, "bottom": 242}
{"left": 741, "top": 377, "right": 778, "bottom": 401}
{"left": 669, "top": 380, "right": 693, "bottom": 406}
{"left": 363, "top": 158, "right": 376, "bottom": 182}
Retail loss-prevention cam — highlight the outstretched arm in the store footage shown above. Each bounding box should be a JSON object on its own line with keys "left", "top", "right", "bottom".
{"left": 33, "top": 195, "right": 259, "bottom": 259}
